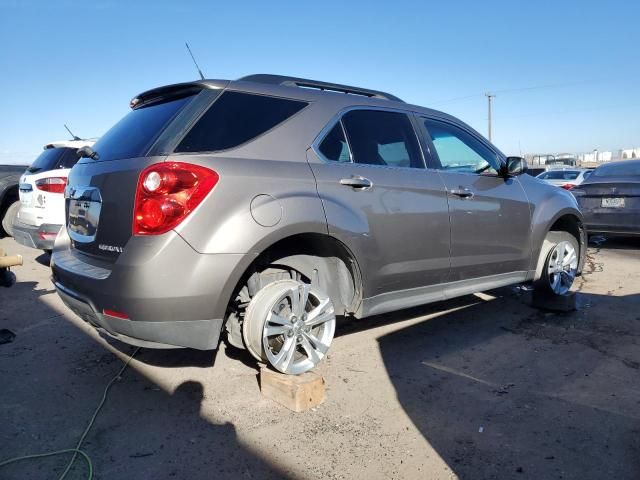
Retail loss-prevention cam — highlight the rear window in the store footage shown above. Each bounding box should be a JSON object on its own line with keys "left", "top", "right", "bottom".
{"left": 90, "top": 95, "right": 194, "bottom": 162}
{"left": 538, "top": 170, "right": 581, "bottom": 180}
{"left": 592, "top": 162, "right": 640, "bottom": 177}
{"left": 28, "top": 147, "right": 76, "bottom": 173}
{"left": 175, "top": 92, "right": 308, "bottom": 153}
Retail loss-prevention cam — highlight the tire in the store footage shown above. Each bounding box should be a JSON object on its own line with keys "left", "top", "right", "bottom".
{"left": 534, "top": 231, "right": 579, "bottom": 296}
{"left": 242, "top": 279, "right": 336, "bottom": 375}
{"left": 1, "top": 200, "right": 20, "bottom": 237}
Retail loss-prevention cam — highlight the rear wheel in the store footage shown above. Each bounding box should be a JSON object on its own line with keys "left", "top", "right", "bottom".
{"left": 535, "top": 231, "right": 579, "bottom": 296}
{"left": 242, "top": 279, "right": 336, "bottom": 375}
{"left": 1, "top": 200, "right": 20, "bottom": 237}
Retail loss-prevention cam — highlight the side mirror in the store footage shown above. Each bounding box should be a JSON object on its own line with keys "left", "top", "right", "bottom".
{"left": 505, "top": 156, "right": 528, "bottom": 176}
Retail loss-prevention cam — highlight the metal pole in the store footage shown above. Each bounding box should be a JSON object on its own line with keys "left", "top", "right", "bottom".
{"left": 486, "top": 93, "right": 495, "bottom": 141}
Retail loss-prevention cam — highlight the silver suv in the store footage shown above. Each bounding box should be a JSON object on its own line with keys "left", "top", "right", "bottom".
{"left": 52, "top": 74, "right": 586, "bottom": 374}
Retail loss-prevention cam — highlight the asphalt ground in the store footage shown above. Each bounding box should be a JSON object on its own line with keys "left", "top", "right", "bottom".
{"left": 1, "top": 235, "right": 639, "bottom": 479}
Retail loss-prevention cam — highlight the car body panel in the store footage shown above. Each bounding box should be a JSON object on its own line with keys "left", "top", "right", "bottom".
{"left": 573, "top": 170, "right": 640, "bottom": 235}
{"left": 52, "top": 76, "right": 586, "bottom": 351}
{"left": 307, "top": 149, "right": 451, "bottom": 299}
{"left": 435, "top": 172, "right": 532, "bottom": 281}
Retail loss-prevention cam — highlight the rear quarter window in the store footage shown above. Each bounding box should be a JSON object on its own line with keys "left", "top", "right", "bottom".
{"left": 174, "top": 91, "right": 308, "bottom": 153}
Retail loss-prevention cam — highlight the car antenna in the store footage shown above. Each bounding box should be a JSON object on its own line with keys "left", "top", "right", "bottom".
{"left": 185, "top": 42, "right": 205, "bottom": 80}
{"left": 64, "top": 124, "right": 81, "bottom": 141}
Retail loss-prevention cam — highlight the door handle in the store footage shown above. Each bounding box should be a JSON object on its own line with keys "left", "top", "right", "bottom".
{"left": 340, "top": 176, "right": 373, "bottom": 190}
{"left": 449, "top": 187, "right": 474, "bottom": 199}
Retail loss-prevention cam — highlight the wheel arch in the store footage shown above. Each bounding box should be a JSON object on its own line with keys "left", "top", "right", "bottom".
{"left": 231, "top": 232, "right": 363, "bottom": 316}
{"left": 533, "top": 210, "right": 586, "bottom": 282}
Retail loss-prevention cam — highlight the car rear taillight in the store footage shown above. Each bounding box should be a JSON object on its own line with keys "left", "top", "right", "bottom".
{"left": 133, "top": 162, "right": 219, "bottom": 235}
{"left": 35, "top": 177, "right": 67, "bottom": 193}
{"left": 561, "top": 183, "right": 575, "bottom": 190}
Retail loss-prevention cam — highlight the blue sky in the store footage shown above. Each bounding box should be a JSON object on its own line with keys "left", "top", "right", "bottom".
{"left": 1, "top": 0, "right": 638, "bottom": 164}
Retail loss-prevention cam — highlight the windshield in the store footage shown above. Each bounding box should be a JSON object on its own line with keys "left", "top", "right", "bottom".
{"left": 592, "top": 162, "right": 640, "bottom": 177}
{"left": 90, "top": 94, "right": 194, "bottom": 161}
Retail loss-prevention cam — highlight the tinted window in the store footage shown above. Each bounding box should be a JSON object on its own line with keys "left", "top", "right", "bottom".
{"left": 341, "top": 110, "right": 423, "bottom": 168}
{"left": 175, "top": 92, "right": 307, "bottom": 153}
{"left": 423, "top": 118, "right": 499, "bottom": 174}
{"left": 91, "top": 95, "right": 194, "bottom": 161}
{"left": 318, "top": 122, "right": 351, "bottom": 162}
{"left": 592, "top": 162, "right": 640, "bottom": 177}
{"left": 28, "top": 148, "right": 65, "bottom": 173}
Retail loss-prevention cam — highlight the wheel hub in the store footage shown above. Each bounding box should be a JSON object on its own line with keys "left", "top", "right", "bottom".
{"left": 547, "top": 240, "right": 578, "bottom": 295}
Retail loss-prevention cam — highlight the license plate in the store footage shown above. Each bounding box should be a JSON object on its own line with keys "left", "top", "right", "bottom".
{"left": 601, "top": 197, "right": 625, "bottom": 208}
{"left": 20, "top": 191, "right": 32, "bottom": 207}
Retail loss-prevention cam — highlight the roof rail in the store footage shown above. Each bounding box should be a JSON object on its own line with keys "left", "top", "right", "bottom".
{"left": 238, "top": 74, "right": 404, "bottom": 103}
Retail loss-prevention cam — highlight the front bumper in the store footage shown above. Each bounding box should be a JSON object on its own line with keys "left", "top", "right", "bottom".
{"left": 12, "top": 220, "right": 61, "bottom": 250}
{"left": 51, "top": 229, "right": 256, "bottom": 350}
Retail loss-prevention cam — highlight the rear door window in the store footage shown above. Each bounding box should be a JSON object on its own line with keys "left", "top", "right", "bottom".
{"left": 90, "top": 94, "right": 195, "bottom": 161}
{"left": 175, "top": 92, "right": 308, "bottom": 153}
{"left": 340, "top": 110, "right": 423, "bottom": 169}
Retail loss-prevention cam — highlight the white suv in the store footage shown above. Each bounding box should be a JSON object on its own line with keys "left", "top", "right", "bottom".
{"left": 13, "top": 140, "right": 94, "bottom": 251}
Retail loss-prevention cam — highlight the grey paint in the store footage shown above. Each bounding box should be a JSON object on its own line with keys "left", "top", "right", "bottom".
{"left": 52, "top": 75, "right": 586, "bottom": 351}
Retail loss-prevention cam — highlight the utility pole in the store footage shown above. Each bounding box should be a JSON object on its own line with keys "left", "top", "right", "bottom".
{"left": 485, "top": 92, "right": 495, "bottom": 141}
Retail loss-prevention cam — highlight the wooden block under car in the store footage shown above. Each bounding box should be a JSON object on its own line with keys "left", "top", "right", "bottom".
{"left": 260, "top": 367, "right": 326, "bottom": 412}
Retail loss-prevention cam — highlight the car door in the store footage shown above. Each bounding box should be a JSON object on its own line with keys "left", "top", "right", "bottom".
{"left": 417, "top": 115, "right": 532, "bottom": 286}
{"left": 307, "top": 108, "right": 451, "bottom": 312}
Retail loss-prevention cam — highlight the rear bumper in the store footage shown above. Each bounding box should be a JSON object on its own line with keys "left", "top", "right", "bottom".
{"left": 586, "top": 225, "right": 640, "bottom": 236}
{"left": 51, "top": 229, "right": 256, "bottom": 350}
{"left": 583, "top": 212, "right": 640, "bottom": 236}
{"left": 55, "top": 281, "right": 224, "bottom": 349}
{"left": 12, "top": 220, "right": 60, "bottom": 250}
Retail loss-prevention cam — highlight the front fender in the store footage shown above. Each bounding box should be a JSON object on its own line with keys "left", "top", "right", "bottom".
{"left": 521, "top": 176, "right": 586, "bottom": 279}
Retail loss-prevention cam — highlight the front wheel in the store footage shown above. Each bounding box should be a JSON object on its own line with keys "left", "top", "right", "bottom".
{"left": 535, "top": 231, "right": 579, "bottom": 296}
{"left": 242, "top": 279, "right": 336, "bottom": 375}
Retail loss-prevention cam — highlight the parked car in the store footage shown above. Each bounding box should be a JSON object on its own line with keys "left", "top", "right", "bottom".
{"left": 51, "top": 74, "right": 586, "bottom": 375}
{"left": 536, "top": 168, "right": 593, "bottom": 190}
{"left": 0, "top": 164, "right": 28, "bottom": 236}
{"left": 12, "top": 140, "right": 94, "bottom": 252}
{"left": 572, "top": 159, "right": 640, "bottom": 236}
{"left": 525, "top": 167, "right": 546, "bottom": 177}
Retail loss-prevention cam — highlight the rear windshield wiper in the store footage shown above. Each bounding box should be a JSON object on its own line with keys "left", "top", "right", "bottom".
{"left": 77, "top": 146, "right": 100, "bottom": 160}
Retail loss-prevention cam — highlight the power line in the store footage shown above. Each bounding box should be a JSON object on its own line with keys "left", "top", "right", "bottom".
{"left": 429, "top": 79, "right": 598, "bottom": 107}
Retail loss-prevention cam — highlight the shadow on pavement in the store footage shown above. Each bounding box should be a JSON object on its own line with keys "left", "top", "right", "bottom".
{"left": 377, "top": 287, "right": 640, "bottom": 480}
{"left": 0, "top": 288, "right": 291, "bottom": 480}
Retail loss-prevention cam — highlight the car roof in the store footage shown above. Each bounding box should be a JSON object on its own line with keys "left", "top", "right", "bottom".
{"left": 132, "top": 75, "right": 499, "bottom": 155}
{"left": 134, "top": 75, "right": 460, "bottom": 120}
